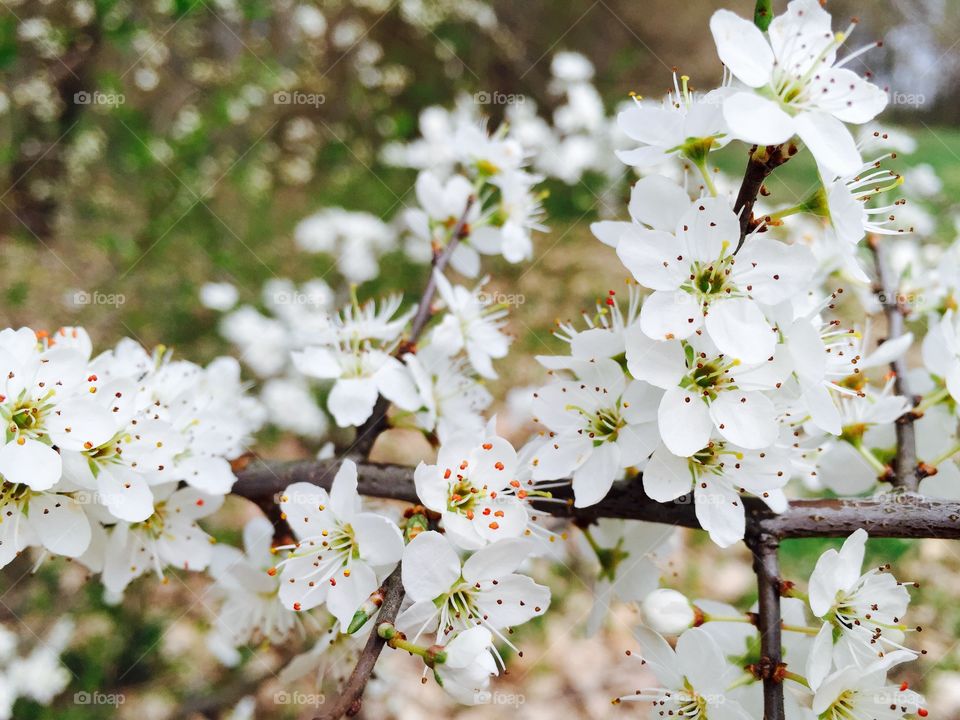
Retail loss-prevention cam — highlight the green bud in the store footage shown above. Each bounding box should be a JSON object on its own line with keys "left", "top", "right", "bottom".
{"left": 754, "top": 0, "right": 773, "bottom": 31}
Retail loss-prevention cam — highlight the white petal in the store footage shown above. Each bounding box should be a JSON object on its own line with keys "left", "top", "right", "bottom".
{"left": 590, "top": 220, "right": 631, "bottom": 248}
{"left": 723, "top": 92, "right": 795, "bottom": 145}
{"left": 572, "top": 442, "right": 620, "bottom": 508}
{"left": 640, "top": 290, "right": 703, "bottom": 342}
{"left": 794, "top": 111, "right": 862, "bottom": 178}
{"left": 0, "top": 439, "right": 62, "bottom": 492}
{"left": 291, "top": 346, "right": 342, "bottom": 379}
{"left": 97, "top": 466, "right": 154, "bottom": 522}
{"left": 616, "top": 228, "right": 686, "bottom": 291}
{"left": 463, "top": 537, "right": 533, "bottom": 583}
{"left": 709, "top": 391, "right": 778, "bottom": 449}
{"left": 28, "top": 493, "right": 91, "bottom": 558}
{"left": 352, "top": 512, "right": 404, "bottom": 567}
{"left": 806, "top": 623, "right": 835, "bottom": 691}
{"left": 280, "top": 482, "right": 335, "bottom": 539}
{"left": 624, "top": 327, "right": 686, "bottom": 389}
{"left": 627, "top": 176, "right": 691, "bottom": 231}
{"left": 704, "top": 297, "right": 776, "bottom": 364}
{"left": 710, "top": 9, "right": 774, "bottom": 87}
{"left": 657, "top": 388, "right": 712, "bottom": 457}
{"left": 474, "top": 574, "right": 550, "bottom": 629}
{"left": 401, "top": 530, "right": 460, "bottom": 602}
{"left": 643, "top": 446, "right": 693, "bottom": 501}
{"left": 694, "top": 481, "right": 745, "bottom": 548}
{"left": 326, "top": 561, "right": 378, "bottom": 629}
{"left": 329, "top": 460, "right": 360, "bottom": 520}
{"left": 327, "top": 377, "right": 379, "bottom": 428}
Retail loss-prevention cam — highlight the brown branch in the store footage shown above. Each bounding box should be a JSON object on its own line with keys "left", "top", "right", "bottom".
{"left": 732, "top": 143, "right": 797, "bottom": 249}
{"left": 870, "top": 235, "right": 920, "bottom": 491}
{"left": 235, "top": 459, "right": 960, "bottom": 540}
{"left": 747, "top": 532, "right": 785, "bottom": 720}
{"left": 349, "top": 194, "right": 476, "bottom": 458}
{"left": 312, "top": 567, "right": 405, "bottom": 720}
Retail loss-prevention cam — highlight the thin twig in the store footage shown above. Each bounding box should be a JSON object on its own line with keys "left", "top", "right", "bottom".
{"left": 406, "top": 194, "right": 477, "bottom": 344}
{"left": 350, "top": 194, "right": 476, "bottom": 458}
{"left": 312, "top": 567, "right": 405, "bottom": 720}
{"left": 732, "top": 143, "right": 797, "bottom": 250}
{"left": 870, "top": 235, "right": 920, "bottom": 491}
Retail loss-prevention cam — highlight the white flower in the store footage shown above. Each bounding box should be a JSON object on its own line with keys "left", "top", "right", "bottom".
{"left": 470, "top": 170, "right": 544, "bottom": 265}
{"left": 922, "top": 309, "right": 960, "bottom": 404}
{"left": 405, "top": 170, "right": 482, "bottom": 277}
{"left": 273, "top": 461, "right": 404, "bottom": 628}
{"left": 806, "top": 529, "right": 915, "bottom": 689}
{"left": 401, "top": 345, "right": 491, "bottom": 442}
{"left": 397, "top": 531, "right": 549, "bottom": 646}
{"left": 433, "top": 626, "right": 498, "bottom": 705}
{"left": 582, "top": 519, "right": 673, "bottom": 635}
{"left": 617, "top": 72, "right": 732, "bottom": 170}
{"left": 544, "top": 284, "right": 642, "bottom": 365}
{"left": 294, "top": 209, "right": 396, "bottom": 283}
{"left": 643, "top": 440, "right": 789, "bottom": 547}
{"left": 414, "top": 428, "right": 531, "bottom": 549}
{"left": 292, "top": 296, "right": 419, "bottom": 427}
{"left": 615, "top": 626, "right": 751, "bottom": 719}
{"left": 431, "top": 272, "right": 511, "bottom": 380}
{"left": 199, "top": 282, "right": 239, "bottom": 311}
{"left": 0, "top": 489, "right": 91, "bottom": 568}
{"left": 616, "top": 190, "right": 814, "bottom": 362}
{"left": 642, "top": 588, "right": 698, "bottom": 635}
{"left": 101, "top": 486, "right": 223, "bottom": 596}
{"left": 813, "top": 651, "right": 925, "bottom": 719}
{"left": 209, "top": 516, "right": 302, "bottom": 660}
{"left": 626, "top": 330, "right": 786, "bottom": 457}
{"left": 531, "top": 357, "right": 661, "bottom": 507}
{"left": 710, "top": 0, "right": 887, "bottom": 177}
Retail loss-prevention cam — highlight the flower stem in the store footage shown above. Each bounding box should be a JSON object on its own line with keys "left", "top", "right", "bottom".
{"left": 782, "top": 670, "right": 810, "bottom": 688}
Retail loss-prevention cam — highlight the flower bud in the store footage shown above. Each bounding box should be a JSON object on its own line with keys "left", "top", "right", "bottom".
{"left": 641, "top": 589, "right": 696, "bottom": 635}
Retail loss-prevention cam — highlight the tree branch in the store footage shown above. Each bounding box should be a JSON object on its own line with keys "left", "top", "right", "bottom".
{"left": 870, "top": 235, "right": 920, "bottom": 491}
{"left": 732, "top": 144, "right": 797, "bottom": 249}
{"left": 312, "top": 567, "right": 405, "bottom": 720}
{"left": 747, "top": 532, "right": 784, "bottom": 720}
{"left": 234, "top": 460, "right": 960, "bottom": 540}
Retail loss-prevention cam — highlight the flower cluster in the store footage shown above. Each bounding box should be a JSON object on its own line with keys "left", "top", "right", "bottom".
{"left": 0, "top": 326, "right": 263, "bottom": 596}
{"left": 619, "top": 530, "right": 926, "bottom": 719}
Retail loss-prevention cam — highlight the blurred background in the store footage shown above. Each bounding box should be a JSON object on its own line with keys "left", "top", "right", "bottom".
{"left": 2, "top": 0, "right": 960, "bottom": 718}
